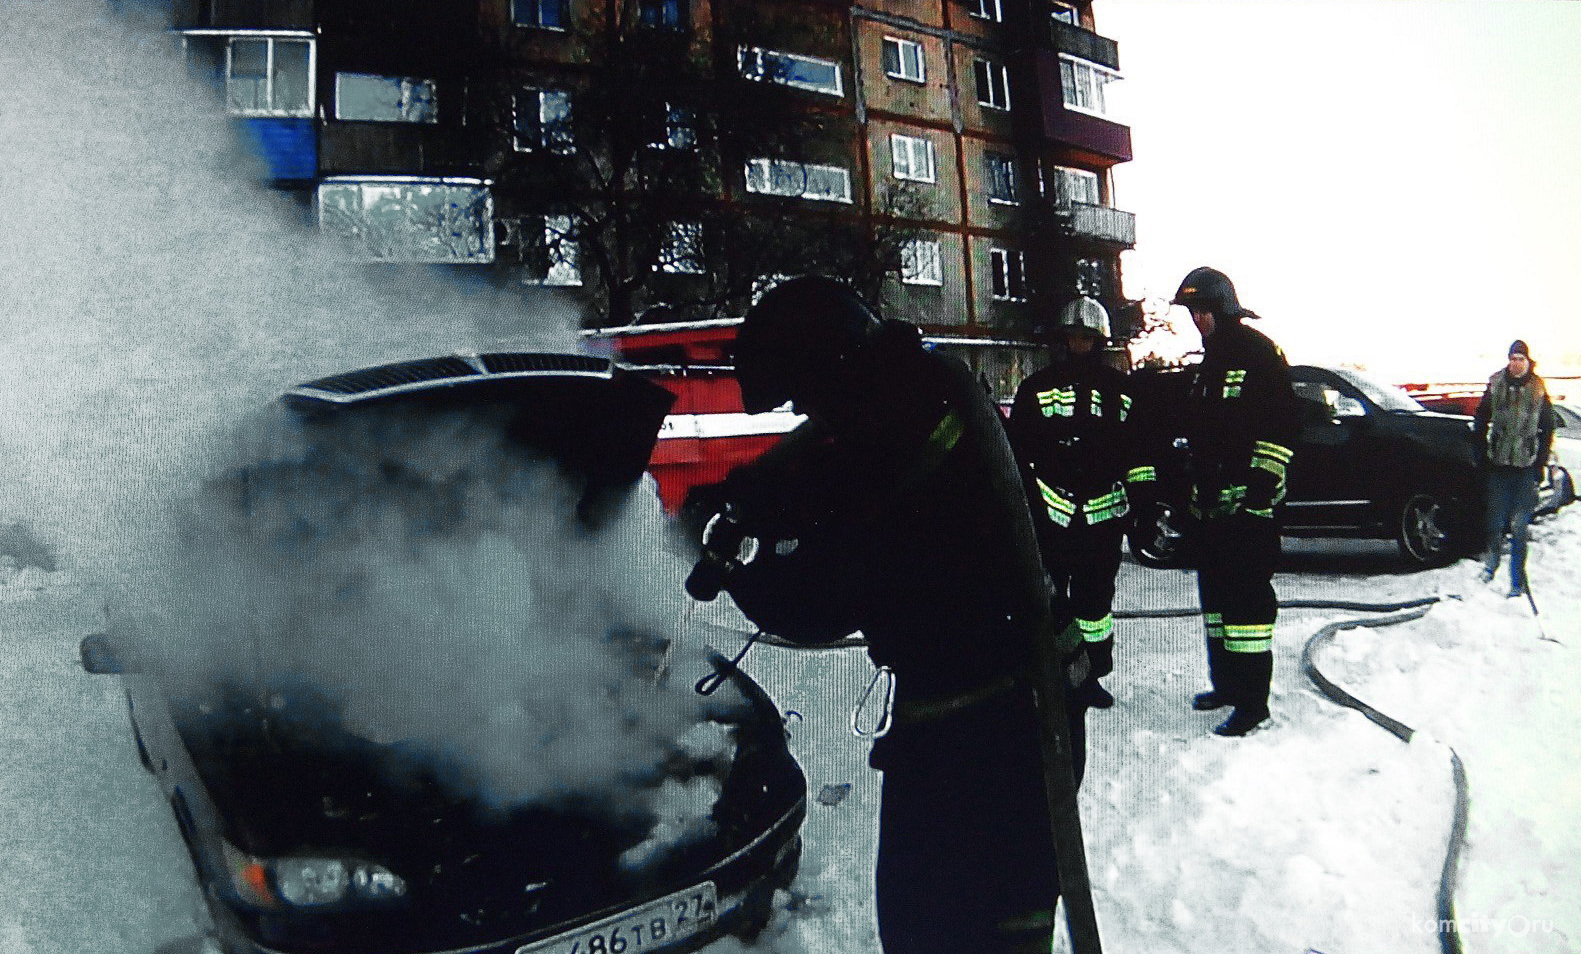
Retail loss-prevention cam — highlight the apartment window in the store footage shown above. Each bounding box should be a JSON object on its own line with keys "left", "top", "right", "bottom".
{"left": 514, "top": 89, "right": 573, "bottom": 152}
{"left": 659, "top": 221, "right": 705, "bottom": 274}
{"left": 739, "top": 46, "right": 844, "bottom": 97}
{"left": 985, "top": 153, "right": 1017, "bottom": 204}
{"left": 513, "top": 0, "right": 568, "bottom": 30}
{"left": 655, "top": 103, "right": 698, "bottom": 149}
{"left": 968, "top": 0, "right": 1003, "bottom": 22}
{"left": 498, "top": 214, "right": 582, "bottom": 285}
{"left": 334, "top": 73, "right": 437, "bottom": 123}
{"left": 973, "top": 58, "right": 1011, "bottom": 111}
{"left": 637, "top": 0, "right": 687, "bottom": 29}
{"left": 1075, "top": 256, "right": 1105, "bottom": 297}
{"left": 900, "top": 239, "right": 943, "bottom": 286}
{"left": 1054, "top": 166, "right": 1101, "bottom": 205}
{"left": 881, "top": 36, "right": 926, "bottom": 83}
{"left": 317, "top": 177, "right": 494, "bottom": 264}
{"left": 1059, "top": 55, "right": 1119, "bottom": 117}
{"left": 890, "top": 134, "right": 936, "bottom": 184}
{"left": 1050, "top": 2, "right": 1079, "bottom": 25}
{"left": 989, "top": 248, "right": 1028, "bottom": 301}
{"left": 745, "top": 159, "right": 853, "bottom": 203}
{"left": 224, "top": 36, "right": 312, "bottom": 117}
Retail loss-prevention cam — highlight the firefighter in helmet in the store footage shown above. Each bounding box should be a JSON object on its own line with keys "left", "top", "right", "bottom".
{"left": 1172, "top": 267, "right": 1299, "bottom": 737}
{"left": 688, "top": 276, "right": 1095, "bottom": 953}
{"left": 1007, "top": 296, "right": 1154, "bottom": 709}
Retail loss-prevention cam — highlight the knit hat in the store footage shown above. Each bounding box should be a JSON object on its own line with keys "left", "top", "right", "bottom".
{"left": 1509, "top": 339, "right": 1530, "bottom": 358}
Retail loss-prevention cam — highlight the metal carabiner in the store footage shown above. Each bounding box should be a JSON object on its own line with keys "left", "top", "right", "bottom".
{"left": 850, "top": 665, "right": 895, "bottom": 739}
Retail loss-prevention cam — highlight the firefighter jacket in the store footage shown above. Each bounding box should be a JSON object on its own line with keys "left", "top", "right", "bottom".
{"left": 1474, "top": 369, "right": 1554, "bottom": 473}
{"left": 716, "top": 321, "right": 1068, "bottom": 700}
{"left": 1006, "top": 353, "right": 1153, "bottom": 543}
{"left": 1184, "top": 320, "right": 1299, "bottom": 521}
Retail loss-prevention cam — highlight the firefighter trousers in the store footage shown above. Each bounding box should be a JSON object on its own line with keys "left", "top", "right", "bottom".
{"left": 1043, "top": 523, "right": 1125, "bottom": 681}
{"left": 1194, "top": 514, "right": 1279, "bottom": 712}
{"left": 870, "top": 686, "right": 1086, "bottom": 954}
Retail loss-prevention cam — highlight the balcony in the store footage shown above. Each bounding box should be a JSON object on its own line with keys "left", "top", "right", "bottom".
{"left": 1050, "top": 19, "right": 1119, "bottom": 72}
{"left": 1051, "top": 200, "right": 1135, "bottom": 248}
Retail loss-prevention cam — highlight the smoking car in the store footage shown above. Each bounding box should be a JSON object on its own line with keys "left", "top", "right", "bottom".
{"left": 1129, "top": 364, "right": 1494, "bottom": 568}
{"left": 84, "top": 353, "right": 805, "bottom": 954}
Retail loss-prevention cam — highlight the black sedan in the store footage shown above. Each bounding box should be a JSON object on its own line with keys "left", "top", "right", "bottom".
{"left": 83, "top": 353, "right": 805, "bottom": 954}
{"left": 1130, "top": 364, "right": 1489, "bottom": 568}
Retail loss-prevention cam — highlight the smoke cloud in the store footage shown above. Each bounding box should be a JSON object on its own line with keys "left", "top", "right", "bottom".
{"left": 4, "top": 0, "right": 732, "bottom": 854}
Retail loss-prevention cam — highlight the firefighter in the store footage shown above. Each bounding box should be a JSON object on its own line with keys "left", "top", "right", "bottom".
{"left": 1007, "top": 296, "right": 1154, "bottom": 710}
{"left": 1172, "top": 267, "right": 1299, "bottom": 737}
{"left": 690, "top": 276, "right": 1095, "bottom": 954}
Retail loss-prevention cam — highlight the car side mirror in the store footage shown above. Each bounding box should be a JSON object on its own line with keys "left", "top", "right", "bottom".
{"left": 79, "top": 633, "right": 133, "bottom": 675}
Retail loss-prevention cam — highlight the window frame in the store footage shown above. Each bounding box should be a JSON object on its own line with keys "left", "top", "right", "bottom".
{"left": 636, "top": 0, "right": 688, "bottom": 30}
{"left": 738, "top": 46, "right": 845, "bottom": 98}
{"left": 220, "top": 34, "right": 316, "bottom": 118}
{"left": 889, "top": 133, "right": 937, "bottom": 184}
{"left": 1053, "top": 165, "right": 1102, "bottom": 205}
{"left": 968, "top": 0, "right": 1004, "bottom": 23}
{"left": 900, "top": 238, "right": 944, "bottom": 287}
{"left": 989, "top": 247, "right": 1028, "bottom": 302}
{"left": 1058, "top": 54, "right": 1120, "bottom": 118}
{"left": 744, "top": 158, "right": 854, "bottom": 204}
{"left": 1050, "top": 2, "right": 1079, "bottom": 25}
{"left": 985, "top": 152, "right": 1018, "bottom": 205}
{"left": 333, "top": 72, "right": 438, "bottom": 124}
{"left": 658, "top": 221, "right": 706, "bottom": 274}
{"left": 881, "top": 36, "right": 927, "bottom": 84}
{"left": 973, "top": 57, "right": 1011, "bottom": 111}
{"left": 512, "top": 0, "right": 569, "bottom": 31}
{"left": 513, "top": 89, "right": 574, "bottom": 153}
{"left": 316, "top": 176, "right": 495, "bottom": 265}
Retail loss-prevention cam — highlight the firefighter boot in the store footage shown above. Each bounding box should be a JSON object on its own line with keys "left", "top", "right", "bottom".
{"left": 1070, "top": 636, "right": 1114, "bottom": 709}
{"left": 1194, "top": 621, "right": 1230, "bottom": 711}
{"left": 1213, "top": 651, "right": 1271, "bottom": 737}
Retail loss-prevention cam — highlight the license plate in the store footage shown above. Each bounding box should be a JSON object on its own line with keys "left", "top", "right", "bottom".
{"left": 516, "top": 883, "right": 718, "bottom": 954}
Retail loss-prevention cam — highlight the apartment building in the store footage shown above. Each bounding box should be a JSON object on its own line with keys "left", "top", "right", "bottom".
{"left": 167, "top": 0, "right": 1134, "bottom": 393}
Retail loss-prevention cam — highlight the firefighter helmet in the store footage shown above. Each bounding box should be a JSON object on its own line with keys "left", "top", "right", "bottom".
{"left": 1054, "top": 296, "right": 1111, "bottom": 340}
{"left": 1172, "top": 267, "right": 1248, "bottom": 320}
{"left": 734, "top": 276, "right": 882, "bottom": 413}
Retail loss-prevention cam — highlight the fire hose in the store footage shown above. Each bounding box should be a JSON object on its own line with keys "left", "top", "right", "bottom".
{"left": 700, "top": 593, "right": 1484, "bottom": 954}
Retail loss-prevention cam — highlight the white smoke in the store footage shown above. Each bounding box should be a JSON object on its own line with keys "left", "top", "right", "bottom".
{"left": 3, "top": 0, "right": 730, "bottom": 853}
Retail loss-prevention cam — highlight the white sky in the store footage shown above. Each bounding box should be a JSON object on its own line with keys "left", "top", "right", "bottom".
{"left": 1098, "top": 0, "right": 1581, "bottom": 384}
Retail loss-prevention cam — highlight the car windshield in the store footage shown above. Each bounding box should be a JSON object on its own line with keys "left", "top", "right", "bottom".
{"left": 1330, "top": 368, "right": 1426, "bottom": 413}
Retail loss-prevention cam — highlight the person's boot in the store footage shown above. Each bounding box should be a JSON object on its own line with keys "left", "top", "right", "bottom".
{"left": 1191, "top": 690, "right": 1228, "bottom": 711}
{"left": 1075, "top": 678, "right": 1115, "bottom": 709}
{"left": 1213, "top": 706, "right": 1270, "bottom": 737}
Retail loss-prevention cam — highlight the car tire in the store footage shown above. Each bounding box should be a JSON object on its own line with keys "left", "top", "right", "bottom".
{"left": 1396, "top": 491, "right": 1464, "bottom": 568}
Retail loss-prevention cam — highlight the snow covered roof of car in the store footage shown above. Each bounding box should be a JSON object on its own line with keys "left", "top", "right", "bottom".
{"left": 285, "top": 352, "right": 615, "bottom": 405}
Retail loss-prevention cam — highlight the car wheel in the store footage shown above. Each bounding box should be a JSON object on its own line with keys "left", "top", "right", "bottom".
{"left": 1397, "top": 492, "right": 1461, "bottom": 567}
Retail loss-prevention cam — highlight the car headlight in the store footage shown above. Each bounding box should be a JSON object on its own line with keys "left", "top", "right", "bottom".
{"left": 221, "top": 840, "right": 407, "bottom": 910}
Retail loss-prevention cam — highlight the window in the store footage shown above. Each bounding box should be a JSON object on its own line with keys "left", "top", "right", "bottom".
{"left": 985, "top": 153, "right": 1017, "bottom": 204}
{"left": 881, "top": 36, "right": 926, "bottom": 83}
{"left": 224, "top": 36, "right": 313, "bottom": 117}
{"left": 498, "top": 215, "right": 582, "bottom": 285}
{"left": 989, "top": 247, "right": 1028, "bottom": 301}
{"left": 1050, "top": 2, "right": 1079, "bottom": 25}
{"left": 317, "top": 177, "right": 494, "bottom": 264}
{"left": 1075, "top": 257, "right": 1104, "bottom": 297}
{"left": 739, "top": 46, "right": 844, "bottom": 97}
{"left": 335, "top": 73, "right": 437, "bottom": 123}
{"left": 637, "top": 0, "right": 687, "bottom": 29}
{"left": 513, "top": 89, "right": 573, "bottom": 152}
{"left": 657, "top": 102, "right": 697, "bottom": 149}
{"left": 541, "top": 214, "right": 581, "bottom": 285}
{"left": 744, "top": 159, "right": 853, "bottom": 203}
{"left": 513, "top": 0, "right": 568, "bottom": 30}
{"left": 659, "top": 221, "right": 705, "bottom": 274}
{"left": 1059, "top": 55, "right": 1119, "bottom": 117}
{"left": 968, "top": 0, "right": 1003, "bottom": 22}
{"left": 900, "top": 239, "right": 943, "bottom": 286}
{"left": 890, "top": 134, "right": 936, "bottom": 184}
{"left": 973, "top": 58, "right": 1011, "bottom": 111}
{"left": 1054, "top": 166, "right": 1101, "bottom": 205}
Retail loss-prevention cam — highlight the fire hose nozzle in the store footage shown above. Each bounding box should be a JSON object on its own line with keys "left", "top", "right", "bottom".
{"left": 685, "top": 508, "right": 761, "bottom": 602}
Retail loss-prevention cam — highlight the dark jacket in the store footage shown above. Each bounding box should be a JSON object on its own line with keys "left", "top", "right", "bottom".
{"left": 1185, "top": 320, "right": 1300, "bottom": 520}
{"left": 1474, "top": 369, "right": 1554, "bottom": 478}
{"left": 719, "top": 322, "right": 1064, "bottom": 699}
{"left": 1007, "top": 352, "right": 1150, "bottom": 547}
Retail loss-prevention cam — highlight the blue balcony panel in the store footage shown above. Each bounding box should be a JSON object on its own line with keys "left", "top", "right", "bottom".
{"left": 241, "top": 117, "right": 318, "bottom": 182}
